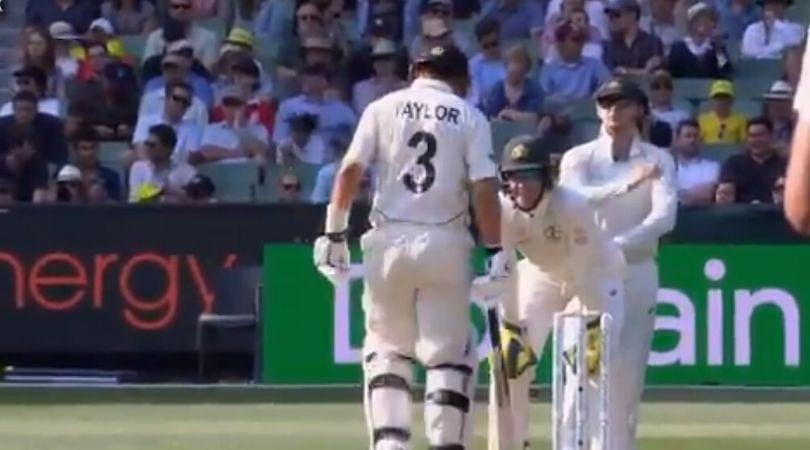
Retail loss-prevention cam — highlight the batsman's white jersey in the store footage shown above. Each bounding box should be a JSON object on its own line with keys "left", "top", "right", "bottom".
{"left": 344, "top": 77, "right": 497, "bottom": 450}
{"left": 560, "top": 134, "right": 677, "bottom": 450}
{"left": 496, "top": 186, "right": 626, "bottom": 450}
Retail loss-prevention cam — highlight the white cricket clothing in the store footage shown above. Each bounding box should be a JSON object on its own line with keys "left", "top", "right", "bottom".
{"left": 343, "top": 78, "right": 498, "bottom": 227}
{"left": 741, "top": 20, "right": 804, "bottom": 60}
{"left": 794, "top": 25, "right": 810, "bottom": 122}
{"left": 674, "top": 156, "right": 720, "bottom": 191}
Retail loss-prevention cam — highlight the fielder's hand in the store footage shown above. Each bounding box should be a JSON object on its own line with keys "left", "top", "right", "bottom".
{"left": 313, "top": 235, "right": 350, "bottom": 285}
{"left": 471, "top": 247, "right": 515, "bottom": 306}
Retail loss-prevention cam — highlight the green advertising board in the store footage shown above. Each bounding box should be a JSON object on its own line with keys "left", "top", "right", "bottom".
{"left": 262, "top": 244, "right": 810, "bottom": 386}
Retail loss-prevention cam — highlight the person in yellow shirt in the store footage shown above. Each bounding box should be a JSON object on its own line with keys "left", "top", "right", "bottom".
{"left": 698, "top": 79, "right": 748, "bottom": 144}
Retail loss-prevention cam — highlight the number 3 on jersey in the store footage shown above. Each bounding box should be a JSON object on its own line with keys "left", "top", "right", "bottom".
{"left": 403, "top": 131, "right": 437, "bottom": 194}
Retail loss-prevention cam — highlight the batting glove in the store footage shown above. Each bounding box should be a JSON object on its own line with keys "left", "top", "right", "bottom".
{"left": 313, "top": 204, "right": 351, "bottom": 285}
{"left": 471, "top": 247, "right": 515, "bottom": 306}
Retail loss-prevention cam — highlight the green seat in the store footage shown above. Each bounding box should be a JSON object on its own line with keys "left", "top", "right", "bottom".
{"left": 197, "top": 161, "right": 261, "bottom": 202}
{"left": 734, "top": 78, "right": 777, "bottom": 100}
{"left": 673, "top": 78, "right": 713, "bottom": 102}
{"left": 490, "top": 120, "right": 537, "bottom": 159}
{"left": 119, "top": 35, "right": 147, "bottom": 59}
{"left": 699, "top": 99, "right": 762, "bottom": 118}
{"left": 702, "top": 144, "right": 741, "bottom": 163}
{"left": 734, "top": 59, "right": 783, "bottom": 81}
{"left": 199, "top": 18, "right": 228, "bottom": 40}
{"left": 566, "top": 100, "right": 598, "bottom": 121}
{"left": 98, "top": 141, "right": 130, "bottom": 167}
{"left": 562, "top": 120, "right": 600, "bottom": 149}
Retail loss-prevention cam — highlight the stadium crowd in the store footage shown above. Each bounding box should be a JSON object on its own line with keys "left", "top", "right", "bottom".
{"left": 4, "top": 0, "right": 804, "bottom": 205}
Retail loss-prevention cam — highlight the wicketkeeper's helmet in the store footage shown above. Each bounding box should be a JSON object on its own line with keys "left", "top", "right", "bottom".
{"left": 499, "top": 134, "right": 566, "bottom": 190}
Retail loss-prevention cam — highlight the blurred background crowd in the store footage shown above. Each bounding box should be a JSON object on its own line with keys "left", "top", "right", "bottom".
{"left": 1, "top": 0, "right": 805, "bottom": 206}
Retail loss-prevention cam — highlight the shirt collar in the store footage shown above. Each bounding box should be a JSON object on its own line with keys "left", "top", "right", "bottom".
{"left": 411, "top": 78, "right": 454, "bottom": 94}
{"left": 597, "top": 132, "right": 645, "bottom": 160}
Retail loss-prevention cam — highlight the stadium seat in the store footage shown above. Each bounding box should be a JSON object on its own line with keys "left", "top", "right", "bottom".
{"left": 698, "top": 98, "right": 763, "bottom": 118}
{"left": 197, "top": 161, "right": 261, "bottom": 202}
{"left": 98, "top": 141, "right": 130, "bottom": 167}
{"left": 491, "top": 120, "right": 537, "bottom": 157}
{"left": 119, "top": 35, "right": 147, "bottom": 60}
{"left": 673, "top": 78, "right": 713, "bottom": 102}
{"left": 734, "top": 78, "right": 777, "bottom": 100}
{"left": 562, "top": 120, "right": 601, "bottom": 149}
{"left": 702, "top": 144, "right": 740, "bottom": 163}
{"left": 734, "top": 59, "right": 783, "bottom": 82}
{"left": 566, "top": 100, "right": 598, "bottom": 121}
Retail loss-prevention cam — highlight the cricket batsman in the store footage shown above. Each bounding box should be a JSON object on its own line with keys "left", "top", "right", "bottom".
{"left": 476, "top": 134, "right": 628, "bottom": 450}
{"left": 559, "top": 78, "right": 678, "bottom": 450}
{"left": 313, "top": 44, "right": 511, "bottom": 450}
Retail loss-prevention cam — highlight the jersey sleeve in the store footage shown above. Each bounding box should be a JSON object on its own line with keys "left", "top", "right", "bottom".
{"left": 466, "top": 110, "right": 498, "bottom": 182}
{"left": 342, "top": 100, "right": 378, "bottom": 169}
{"left": 559, "top": 144, "right": 630, "bottom": 205}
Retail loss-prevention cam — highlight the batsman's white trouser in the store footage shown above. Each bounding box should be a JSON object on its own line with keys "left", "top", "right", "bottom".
{"left": 505, "top": 260, "right": 624, "bottom": 450}
{"left": 360, "top": 224, "right": 477, "bottom": 450}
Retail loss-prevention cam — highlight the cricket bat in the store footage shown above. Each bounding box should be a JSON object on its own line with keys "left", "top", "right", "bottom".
{"left": 487, "top": 306, "right": 516, "bottom": 450}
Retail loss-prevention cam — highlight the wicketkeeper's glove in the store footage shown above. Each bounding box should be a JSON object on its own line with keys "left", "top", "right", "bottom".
{"left": 500, "top": 322, "right": 537, "bottom": 379}
{"left": 585, "top": 318, "right": 603, "bottom": 377}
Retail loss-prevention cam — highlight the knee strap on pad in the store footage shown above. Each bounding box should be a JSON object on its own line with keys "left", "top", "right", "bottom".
{"left": 428, "top": 445, "right": 465, "bottom": 450}
{"left": 365, "top": 352, "right": 415, "bottom": 447}
{"left": 424, "top": 364, "right": 474, "bottom": 447}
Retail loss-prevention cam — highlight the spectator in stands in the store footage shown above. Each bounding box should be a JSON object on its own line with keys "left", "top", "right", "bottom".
{"left": 484, "top": 44, "right": 542, "bottom": 124}
{"left": 101, "top": 0, "right": 158, "bottom": 35}
{"left": 671, "top": 119, "right": 719, "bottom": 205}
{"left": 86, "top": 18, "right": 128, "bottom": 61}
{"left": 603, "top": 0, "right": 665, "bottom": 76}
{"left": 54, "top": 165, "right": 91, "bottom": 203}
{"left": 142, "top": 0, "right": 218, "bottom": 70}
{"left": 26, "top": 0, "right": 100, "bottom": 34}
{"left": 275, "top": 2, "right": 328, "bottom": 87}
{"left": 211, "top": 57, "right": 277, "bottom": 137}
{"left": 50, "top": 21, "right": 82, "bottom": 79}
{"left": 772, "top": 175, "right": 785, "bottom": 203}
{"left": 143, "top": 39, "right": 214, "bottom": 109}
{"left": 356, "top": 0, "right": 404, "bottom": 42}
{"left": 313, "top": 0, "right": 352, "bottom": 55}
{"left": 714, "top": 181, "right": 736, "bottom": 204}
{"left": 648, "top": 70, "right": 691, "bottom": 134}
{"left": 714, "top": 0, "right": 759, "bottom": 41}
{"left": 213, "top": 28, "right": 258, "bottom": 90}
{"left": 719, "top": 117, "right": 787, "bottom": 203}
{"left": 129, "top": 124, "right": 197, "bottom": 203}
{"left": 64, "top": 101, "right": 89, "bottom": 139}
{"left": 469, "top": 19, "right": 506, "bottom": 108}
{"left": 0, "top": 91, "right": 68, "bottom": 166}
{"left": 641, "top": 0, "right": 684, "bottom": 52}
{"left": 277, "top": 170, "right": 304, "bottom": 203}
{"left": 542, "top": 6, "right": 604, "bottom": 63}
{"left": 69, "top": 126, "right": 122, "bottom": 202}
{"left": 20, "top": 26, "right": 66, "bottom": 100}
{"left": 191, "top": 85, "right": 270, "bottom": 165}
{"left": 132, "top": 81, "right": 203, "bottom": 163}
{"left": 254, "top": 0, "right": 296, "bottom": 40}
{"left": 480, "top": 0, "right": 544, "bottom": 41}
{"left": 698, "top": 80, "right": 747, "bottom": 144}
{"left": 273, "top": 64, "right": 357, "bottom": 152}
{"left": 540, "top": 22, "right": 611, "bottom": 109}
{"left": 66, "top": 44, "right": 139, "bottom": 140}
{"left": 545, "top": 0, "right": 611, "bottom": 39}
{"left": 276, "top": 112, "right": 328, "bottom": 166}
{"left": 0, "top": 134, "right": 51, "bottom": 203}
{"left": 345, "top": 15, "right": 410, "bottom": 93}
{"left": 741, "top": 0, "right": 803, "bottom": 59}
{"left": 139, "top": 48, "right": 210, "bottom": 126}
{"left": 668, "top": 2, "right": 732, "bottom": 78}
{"left": 183, "top": 173, "right": 216, "bottom": 203}
{"left": 762, "top": 80, "right": 795, "bottom": 150}
{"left": 409, "top": 13, "right": 472, "bottom": 59}
{"left": 2, "top": 67, "right": 61, "bottom": 118}
{"left": 309, "top": 131, "right": 351, "bottom": 203}
{"left": 190, "top": 0, "right": 231, "bottom": 20}
{"left": 352, "top": 39, "right": 407, "bottom": 114}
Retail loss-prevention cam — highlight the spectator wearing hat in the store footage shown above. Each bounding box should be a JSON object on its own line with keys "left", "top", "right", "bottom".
{"left": 698, "top": 79, "right": 747, "bottom": 144}
{"left": 762, "top": 79, "right": 795, "bottom": 149}
{"left": 468, "top": 19, "right": 507, "bottom": 108}
{"left": 191, "top": 85, "right": 270, "bottom": 165}
{"left": 132, "top": 81, "right": 204, "bottom": 164}
{"left": 0, "top": 91, "right": 68, "bottom": 166}
{"left": 65, "top": 43, "right": 139, "bottom": 139}
{"left": 273, "top": 64, "right": 356, "bottom": 152}
{"left": 545, "top": 0, "right": 611, "bottom": 39}
{"left": 352, "top": 39, "right": 407, "bottom": 114}
{"left": 484, "top": 43, "right": 542, "bottom": 124}
{"left": 26, "top": 0, "right": 100, "bottom": 34}
{"left": 211, "top": 57, "right": 277, "bottom": 137}
{"left": 742, "top": 0, "right": 803, "bottom": 59}
{"left": 480, "top": 0, "right": 544, "bottom": 42}
{"left": 603, "top": 0, "right": 665, "bottom": 76}
{"left": 719, "top": 116, "right": 786, "bottom": 203}
{"left": 540, "top": 22, "right": 611, "bottom": 109}
{"left": 142, "top": 0, "right": 218, "bottom": 70}
{"left": 19, "top": 26, "right": 67, "bottom": 100}
{"left": 101, "top": 0, "right": 158, "bottom": 35}
{"left": 139, "top": 48, "right": 211, "bottom": 126}
{"left": 129, "top": 124, "right": 197, "bottom": 203}
{"left": 713, "top": 0, "right": 759, "bottom": 41}
{"left": 345, "top": 14, "right": 410, "bottom": 92}
{"left": 648, "top": 70, "right": 690, "bottom": 134}
{"left": 671, "top": 119, "right": 719, "bottom": 205}
{"left": 215, "top": 28, "right": 258, "bottom": 82}
{"left": 409, "top": 13, "right": 473, "bottom": 60}
{"left": 1, "top": 67, "right": 61, "bottom": 118}
{"left": 68, "top": 126, "right": 122, "bottom": 202}
{"left": 640, "top": 0, "right": 684, "bottom": 53}
{"left": 0, "top": 133, "right": 52, "bottom": 203}
{"left": 542, "top": 4, "right": 604, "bottom": 63}
{"left": 143, "top": 39, "right": 214, "bottom": 109}
{"left": 49, "top": 21, "right": 82, "bottom": 79}
{"left": 87, "top": 17, "right": 128, "bottom": 61}
{"left": 668, "top": 2, "right": 732, "bottom": 78}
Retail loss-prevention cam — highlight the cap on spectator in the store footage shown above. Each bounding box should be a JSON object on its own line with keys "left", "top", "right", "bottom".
{"left": 421, "top": 17, "right": 451, "bottom": 38}
{"left": 371, "top": 39, "right": 397, "bottom": 58}
{"left": 13, "top": 66, "right": 48, "bottom": 89}
{"left": 687, "top": 2, "right": 716, "bottom": 24}
{"left": 57, "top": 165, "right": 82, "bottom": 183}
{"left": 135, "top": 183, "right": 163, "bottom": 202}
{"left": 224, "top": 27, "right": 254, "bottom": 50}
{"left": 302, "top": 36, "right": 333, "bottom": 51}
{"left": 595, "top": 77, "right": 649, "bottom": 109}
{"left": 219, "top": 84, "right": 248, "bottom": 103}
{"left": 231, "top": 56, "right": 261, "bottom": 78}
{"left": 49, "top": 21, "right": 79, "bottom": 41}
{"left": 167, "top": 39, "right": 193, "bottom": 54}
{"left": 90, "top": 18, "right": 115, "bottom": 35}
{"left": 709, "top": 79, "right": 735, "bottom": 98}
{"left": 763, "top": 80, "right": 794, "bottom": 100}
{"left": 604, "top": 0, "right": 641, "bottom": 14}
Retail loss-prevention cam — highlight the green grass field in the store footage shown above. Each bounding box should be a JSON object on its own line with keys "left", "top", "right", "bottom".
{"left": 0, "top": 402, "right": 807, "bottom": 449}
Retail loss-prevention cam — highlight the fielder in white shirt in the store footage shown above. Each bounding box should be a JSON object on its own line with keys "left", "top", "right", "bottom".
{"left": 474, "top": 135, "right": 627, "bottom": 450}
{"left": 741, "top": 3, "right": 804, "bottom": 59}
{"left": 313, "top": 45, "right": 509, "bottom": 450}
{"left": 560, "top": 78, "right": 678, "bottom": 450}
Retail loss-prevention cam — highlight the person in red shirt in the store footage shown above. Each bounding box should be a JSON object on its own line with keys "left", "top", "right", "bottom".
{"left": 210, "top": 56, "right": 276, "bottom": 137}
